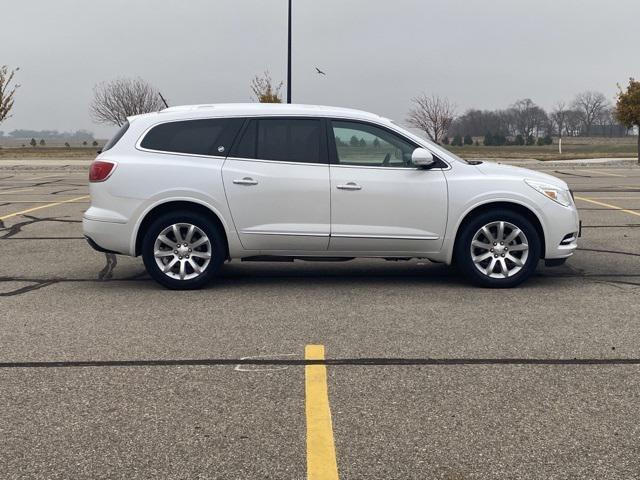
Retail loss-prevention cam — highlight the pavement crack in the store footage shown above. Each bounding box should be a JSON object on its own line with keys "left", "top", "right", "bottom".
{"left": 50, "top": 188, "right": 78, "bottom": 195}
{"left": 31, "top": 179, "right": 64, "bottom": 187}
{"left": 582, "top": 224, "right": 640, "bottom": 228}
{"left": 554, "top": 170, "right": 592, "bottom": 178}
{"left": 1, "top": 357, "right": 640, "bottom": 369}
{"left": 577, "top": 247, "right": 640, "bottom": 257}
{"left": 0, "top": 280, "right": 59, "bottom": 297}
{"left": 573, "top": 188, "right": 640, "bottom": 193}
{"left": 592, "top": 279, "right": 640, "bottom": 290}
{"left": 1, "top": 236, "right": 85, "bottom": 240}
{"left": 0, "top": 271, "right": 148, "bottom": 297}
{"left": 0, "top": 215, "right": 82, "bottom": 239}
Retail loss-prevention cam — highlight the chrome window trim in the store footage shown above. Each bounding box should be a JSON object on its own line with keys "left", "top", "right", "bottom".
{"left": 330, "top": 163, "right": 450, "bottom": 172}
{"left": 224, "top": 156, "right": 329, "bottom": 167}
{"left": 330, "top": 164, "right": 433, "bottom": 172}
{"left": 135, "top": 146, "right": 228, "bottom": 161}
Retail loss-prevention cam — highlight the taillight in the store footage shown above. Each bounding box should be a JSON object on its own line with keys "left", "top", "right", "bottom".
{"left": 89, "top": 160, "right": 116, "bottom": 182}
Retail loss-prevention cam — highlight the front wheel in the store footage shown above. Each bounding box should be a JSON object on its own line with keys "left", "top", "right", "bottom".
{"left": 142, "top": 211, "right": 225, "bottom": 290}
{"left": 455, "top": 210, "right": 541, "bottom": 288}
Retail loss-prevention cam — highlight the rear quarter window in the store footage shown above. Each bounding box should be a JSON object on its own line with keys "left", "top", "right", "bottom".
{"left": 102, "top": 121, "right": 129, "bottom": 152}
{"left": 140, "top": 118, "right": 244, "bottom": 156}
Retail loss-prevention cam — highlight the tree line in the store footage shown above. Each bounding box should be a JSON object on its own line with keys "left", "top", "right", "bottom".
{"left": 408, "top": 92, "right": 632, "bottom": 149}
{"left": 2, "top": 129, "right": 96, "bottom": 141}
{"left": 22, "top": 138, "right": 99, "bottom": 148}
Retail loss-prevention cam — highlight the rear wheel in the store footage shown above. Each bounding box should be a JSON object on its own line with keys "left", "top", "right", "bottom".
{"left": 142, "top": 211, "right": 225, "bottom": 290}
{"left": 455, "top": 210, "right": 541, "bottom": 288}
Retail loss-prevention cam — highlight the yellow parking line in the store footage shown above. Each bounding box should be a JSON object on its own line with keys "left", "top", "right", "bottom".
{"left": 574, "top": 195, "right": 640, "bottom": 218}
{"left": 0, "top": 188, "right": 33, "bottom": 195}
{"left": 579, "top": 169, "right": 625, "bottom": 178}
{"left": 0, "top": 200, "right": 88, "bottom": 204}
{"left": 0, "top": 195, "right": 89, "bottom": 221}
{"left": 305, "top": 345, "right": 339, "bottom": 480}
{"left": 590, "top": 196, "right": 640, "bottom": 200}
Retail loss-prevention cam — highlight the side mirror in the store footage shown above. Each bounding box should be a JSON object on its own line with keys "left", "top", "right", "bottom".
{"left": 411, "top": 148, "right": 435, "bottom": 168}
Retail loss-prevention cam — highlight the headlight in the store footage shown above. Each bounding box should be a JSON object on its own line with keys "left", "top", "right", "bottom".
{"left": 525, "top": 180, "right": 573, "bottom": 207}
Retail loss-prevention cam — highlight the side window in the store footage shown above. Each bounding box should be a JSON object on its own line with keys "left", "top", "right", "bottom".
{"left": 140, "top": 118, "right": 244, "bottom": 156}
{"left": 231, "top": 118, "right": 323, "bottom": 163}
{"left": 331, "top": 120, "right": 417, "bottom": 167}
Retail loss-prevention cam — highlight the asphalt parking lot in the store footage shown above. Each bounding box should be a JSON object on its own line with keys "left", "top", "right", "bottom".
{"left": 1, "top": 163, "right": 639, "bottom": 479}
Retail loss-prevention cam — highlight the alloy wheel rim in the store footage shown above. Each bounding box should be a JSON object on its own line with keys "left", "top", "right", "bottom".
{"left": 470, "top": 221, "right": 529, "bottom": 279}
{"left": 153, "top": 223, "right": 212, "bottom": 280}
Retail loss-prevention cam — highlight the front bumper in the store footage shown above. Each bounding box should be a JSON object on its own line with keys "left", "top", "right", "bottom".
{"left": 542, "top": 204, "right": 580, "bottom": 260}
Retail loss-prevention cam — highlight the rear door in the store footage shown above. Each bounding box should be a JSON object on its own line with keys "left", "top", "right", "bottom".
{"left": 222, "top": 117, "right": 330, "bottom": 251}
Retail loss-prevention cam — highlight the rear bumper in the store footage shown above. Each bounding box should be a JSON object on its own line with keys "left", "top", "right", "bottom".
{"left": 84, "top": 235, "right": 120, "bottom": 254}
{"left": 82, "top": 216, "right": 133, "bottom": 255}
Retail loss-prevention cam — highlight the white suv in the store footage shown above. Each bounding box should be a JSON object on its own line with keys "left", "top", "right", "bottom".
{"left": 83, "top": 103, "right": 579, "bottom": 289}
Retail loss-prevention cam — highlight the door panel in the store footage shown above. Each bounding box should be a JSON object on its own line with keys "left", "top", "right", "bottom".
{"left": 327, "top": 119, "right": 448, "bottom": 254}
{"left": 223, "top": 159, "right": 330, "bottom": 250}
{"left": 222, "top": 117, "right": 330, "bottom": 251}
{"left": 329, "top": 165, "right": 447, "bottom": 253}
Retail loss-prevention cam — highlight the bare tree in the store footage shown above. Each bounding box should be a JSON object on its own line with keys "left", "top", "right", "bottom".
{"left": 90, "top": 77, "right": 165, "bottom": 127}
{"left": 451, "top": 109, "right": 510, "bottom": 137}
{"left": 571, "top": 91, "right": 609, "bottom": 136}
{"left": 250, "top": 71, "right": 283, "bottom": 103}
{"left": 406, "top": 94, "right": 456, "bottom": 143}
{"left": 594, "top": 107, "right": 615, "bottom": 136}
{"left": 564, "top": 110, "right": 582, "bottom": 136}
{"left": 0, "top": 65, "right": 20, "bottom": 124}
{"left": 510, "top": 98, "right": 547, "bottom": 140}
{"left": 550, "top": 102, "right": 568, "bottom": 138}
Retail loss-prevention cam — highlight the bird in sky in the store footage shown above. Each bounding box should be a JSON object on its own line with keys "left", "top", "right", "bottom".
{"left": 315, "top": 67, "right": 326, "bottom": 75}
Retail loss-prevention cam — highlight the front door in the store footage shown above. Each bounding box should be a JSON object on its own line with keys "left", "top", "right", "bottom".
{"left": 328, "top": 120, "right": 448, "bottom": 254}
{"left": 222, "top": 117, "right": 330, "bottom": 251}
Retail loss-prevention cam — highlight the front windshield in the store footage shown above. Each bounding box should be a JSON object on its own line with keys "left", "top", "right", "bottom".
{"left": 390, "top": 120, "right": 471, "bottom": 164}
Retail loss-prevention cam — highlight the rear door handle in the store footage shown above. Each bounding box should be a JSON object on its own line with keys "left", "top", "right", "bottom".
{"left": 336, "top": 182, "right": 362, "bottom": 191}
{"left": 233, "top": 177, "right": 258, "bottom": 186}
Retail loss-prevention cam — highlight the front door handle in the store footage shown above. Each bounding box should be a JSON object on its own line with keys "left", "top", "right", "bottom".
{"left": 233, "top": 177, "right": 258, "bottom": 186}
{"left": 336, "top": 182, "right": 362, "bottom": 191}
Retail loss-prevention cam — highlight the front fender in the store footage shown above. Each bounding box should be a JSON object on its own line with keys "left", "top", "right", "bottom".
{"left": 443, "top": 191, "right": 548, "bottom": 264}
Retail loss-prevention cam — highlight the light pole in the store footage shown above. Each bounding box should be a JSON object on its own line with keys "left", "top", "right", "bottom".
{"left": 287, "top": 0, "right": 292, "bottom": 104}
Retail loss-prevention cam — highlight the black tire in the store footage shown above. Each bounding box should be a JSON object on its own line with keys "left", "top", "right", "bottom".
{"left": 142, "top": 211, "right": 226, "bottom": 290}
{"left": 454, "top": 209, "right": 541, "bottom": 288}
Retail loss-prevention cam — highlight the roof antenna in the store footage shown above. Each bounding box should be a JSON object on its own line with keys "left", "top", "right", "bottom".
{"left": 158, "top": 92, "right": 169, "bottom": 109}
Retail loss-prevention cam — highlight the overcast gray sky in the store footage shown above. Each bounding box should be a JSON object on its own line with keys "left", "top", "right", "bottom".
{"left": 1, "top": 0, "right": 638, "bottom": 138}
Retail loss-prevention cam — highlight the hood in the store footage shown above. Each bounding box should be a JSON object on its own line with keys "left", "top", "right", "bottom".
{"left": 472, "top": 161, "right": 569, "bottom": 189}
